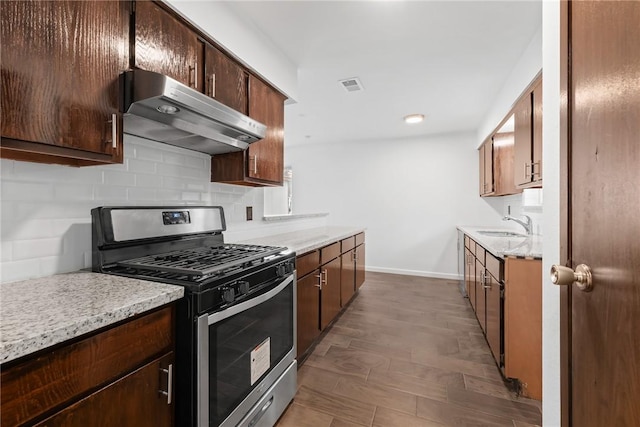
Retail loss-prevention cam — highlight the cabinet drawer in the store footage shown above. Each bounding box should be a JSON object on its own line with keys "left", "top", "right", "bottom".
{"left": 1, "top": 306, "right": 174, "bottom": 427}
{"left": 485, "top": 253, "right": 503, "bottom": 282}
{"left": 474, "top": 243, "right": 486, "bottom": 265}
{"left": 297, "top": 250, "right": 320, "bottom": 278}
{"left": 341, "top": 236, "right": 355, "bottom": 253}
{"left": 355, "top": 232, "right": 365, "bottom": 246}
{"left": 320, "top": 242, "right": 341, "bottom": 265}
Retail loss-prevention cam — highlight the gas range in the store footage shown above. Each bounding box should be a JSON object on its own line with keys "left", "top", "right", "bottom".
{"left": 91, "top": 206, "right": 297, "bottom": 427}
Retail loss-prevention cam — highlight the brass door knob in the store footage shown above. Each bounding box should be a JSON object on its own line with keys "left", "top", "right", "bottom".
{"left": 550, "top": 264, "right": 593, "bottom": 291}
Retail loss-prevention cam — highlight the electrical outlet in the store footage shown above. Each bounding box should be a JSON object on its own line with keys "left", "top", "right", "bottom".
{"left": 246, "top": 206, "right": 253, "bottom": 221}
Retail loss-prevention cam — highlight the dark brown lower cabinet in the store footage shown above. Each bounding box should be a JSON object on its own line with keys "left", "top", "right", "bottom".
{"left": 355, "top": 243, "right": 366, "bottom": 289}
{"left": 34, "top": 353, "right": 174, "bottom": 427}
{"left": 474, "top": 257, "right": 487, "bottom": 333}
{"left": 1, "top": 306, "right": 175, "bottom": 427}
{"left": 340, "top": 250, "right": 356, "bottom": 306}
{"left": 296, "top": 272, "right": 320, "bottom": 359}
{"left": 320, "top": 257, "right": 342, "bottom": 329}
{"left": 485, "top": 271, "right": 502, "bottom": 364}
{"left": 465, "top": 247, "right": 475, "bottom": 309}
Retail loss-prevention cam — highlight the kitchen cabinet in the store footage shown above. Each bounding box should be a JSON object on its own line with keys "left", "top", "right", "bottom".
{"left": 320, "top": 243, "right": 342, "bottom": 330}
{"left": 354, "top": 233, "right": 366, "bottom": 289}
{"left": 340, "top": 236, "right": 356, "bottom": 306}
{"left": 1, "top": 306, "right": 175, "bottom": 426}
{"left": 134, "top": 0, "right": 203, "bottom": 91}
{"left": 464, "top": 235, "right": 504, "bottom": 370}
{"left": 0, "top": 0, "right": 128, "bottom": 166}
{"left": 204, "top": 43, "right": 248, "bottom": 114}
{"left": 295, "top": 232, "right": 366, "bottom": 361}
{"left": 478, "top": 138, "right": 494, "bottom": 196}
{"left": 513, "top": 77, "right": 543, "bottom": 188}
{"left": 492, "top": 132, "right": 519, "bottom": 196}
{"left": 296, "top": 264, "right": 321, "bottom": 360}
{"left": 211, "top": 75, "right": 286, "bottom": 186}
{"left": 504, "top": 257, "right": 542, "bottom": 400}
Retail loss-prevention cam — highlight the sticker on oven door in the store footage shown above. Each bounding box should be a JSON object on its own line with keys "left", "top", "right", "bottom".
{"left": 250, "top": 337, "right": 271, "bottom": 385}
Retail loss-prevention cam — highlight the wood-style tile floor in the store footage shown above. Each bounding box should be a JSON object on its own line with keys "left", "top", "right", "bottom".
{"left": 276, "top": 272, "right": 542, "bottom": 427}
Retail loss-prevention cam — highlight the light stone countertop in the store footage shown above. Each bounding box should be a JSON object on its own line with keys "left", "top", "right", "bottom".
{"left": 457, "top": 226, "right": 543, "bottom": 259}
{"left": 262, "top": 212, "right": 329, "bottom": 222}
{"left": 0, "top": 272, "right": 184, "bottom": 365}
{"left": 236, "top": 226, "right": 365, "bottom": 255}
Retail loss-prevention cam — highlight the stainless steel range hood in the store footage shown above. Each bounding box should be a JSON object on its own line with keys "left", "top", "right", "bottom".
{"left": 121, "top": 69, "right": 267, "bottom": 155}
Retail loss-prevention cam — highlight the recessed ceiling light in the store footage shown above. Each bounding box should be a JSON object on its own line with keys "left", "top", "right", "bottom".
{"left": 404, "top": 114, "right": 424, "bottom": 124}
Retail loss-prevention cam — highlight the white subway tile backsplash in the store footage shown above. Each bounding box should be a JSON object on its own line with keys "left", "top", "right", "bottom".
{"left": 94, "top": 185, "right": 128, "bottom": 201}
{"left": 181, "top": 192, "right": 201, "bottom": 202}
{"left": 163, "top": 152, "right": 187, "bottom": 165}
{"left": 127, "top": 187, "right": 156, "bottom": 201}
{"left": 1, "top": 159, "right": 15, "bottom": 176}
{"left": 2, "top": 181, "right": 54, "bottom": 201}
{"left": 103, "top": 170, "right": 136, "bottom": 187}
{"left": 1, "top": 259, "right": 41, "bottom": 283}
{"left": 136, "top": 173, "right": 163, "bottom": 188}
{"left": 186, "top": 156, "right": 206, "bottom": 169}
{"left": 2, "top": 220, "right": 54, "bottom": 240}
{"left": 127, "top": 158, "right": 157, "bottom": 174}
{"left": 54, "top": 183, "right": 94, "bottom": 201}
{"left": 13, "top": 237, "right": 64, "bottom": 260}
{"left": 1, "top": 241, "right": 13, "bottom": 262}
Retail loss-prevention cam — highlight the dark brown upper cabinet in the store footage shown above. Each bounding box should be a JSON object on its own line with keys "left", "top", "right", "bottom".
{"left": 134, "top": 0, "right": 204, "bottom": 91}
{"left": 513, "top": 77, "right": 542, "bottom": 188}
{"left": 479, "top": 138, "right": 494, "bottom": 196}
{"left": 211, "top": 75, "right": 286, "bottom": 186}
{"left": 204, "top": 44, "right": 248, "bottom": 114}
{"left": 0, "top": 0, "right": 129, "bottom": 166}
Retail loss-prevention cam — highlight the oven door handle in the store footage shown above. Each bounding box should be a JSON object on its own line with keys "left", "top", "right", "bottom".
{"left": 207, "top": 274, "right": 294, "bottom": 325}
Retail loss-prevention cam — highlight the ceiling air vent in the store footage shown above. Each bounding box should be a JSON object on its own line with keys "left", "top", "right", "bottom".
{"left": 338, "top": 77, "right": 364, "bottom": 93}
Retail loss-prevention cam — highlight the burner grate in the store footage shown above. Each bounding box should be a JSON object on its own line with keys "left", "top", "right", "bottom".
{"left": 117, "top": 244, "right": 284, "bottom": 277}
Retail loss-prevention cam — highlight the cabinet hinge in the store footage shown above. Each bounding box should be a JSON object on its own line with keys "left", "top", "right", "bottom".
{"left": 500, "top": 288, "right": 505, "bottom": 299}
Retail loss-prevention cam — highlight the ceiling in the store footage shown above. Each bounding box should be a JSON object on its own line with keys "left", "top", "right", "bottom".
{"left": 226, "top": 1, "right": 542, "bottom": 147}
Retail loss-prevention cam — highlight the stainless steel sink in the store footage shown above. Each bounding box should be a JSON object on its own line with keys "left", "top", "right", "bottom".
{"left": 477, "top": 230, "right": 525, "bottom": 237}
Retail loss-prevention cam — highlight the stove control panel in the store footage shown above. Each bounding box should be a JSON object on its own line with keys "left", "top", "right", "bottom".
{"left": 162, "top": 210, "right": 191, "bottom": 225}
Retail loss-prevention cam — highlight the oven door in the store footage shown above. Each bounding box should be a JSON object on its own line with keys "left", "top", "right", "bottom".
{"left": 197, "top": 273, "right": 296, "bottom": 427}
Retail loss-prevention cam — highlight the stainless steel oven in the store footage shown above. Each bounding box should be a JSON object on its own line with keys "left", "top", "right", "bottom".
{"left": 198, "top": 274, "right": 296, "bottom": 427}
{"left": 91, "top": 206, "right": 297, "bottom": 427}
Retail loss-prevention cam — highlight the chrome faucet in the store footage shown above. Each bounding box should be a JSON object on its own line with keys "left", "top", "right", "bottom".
{"left": 502, "top": 215, "right": 533, "bottom": 235}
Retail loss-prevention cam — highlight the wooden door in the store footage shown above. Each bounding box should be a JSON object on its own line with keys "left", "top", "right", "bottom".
{"left": 247, "top": 75, "right": 285, "bottom": 184}
{"left": 513, "top": 93, "right": 533, "bottom": 187}
{"left": 34, "top": 353, "right": 174, "bottom": 427}
{"left": 320, "top": 257, "right": 342, "bottom": 330}
{"left": 204, "top": 44, "right": 247, "bottom": 114}
{"left": 135, "top": 1, "right": 203, "bottom": 90}
{"left": 1, "top": 0, "right": 128, "bottom": 164}
{"left": 296, "top": 272, "right": 320, "bottom": 358}
{"left": 340, "top": 250, "right": 356, "bottom": 306}
{"left": 355, "top": 244, "right": 366, "bottom": 289}
{"left": 474, "top": 259, "right": 486, "bottom": 332}
{"left": 563, "top": 2, "right": 640, "bottom": 425}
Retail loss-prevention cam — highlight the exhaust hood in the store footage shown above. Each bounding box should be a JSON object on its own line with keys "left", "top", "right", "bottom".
{"left": 120, "top": 69, "right": 267, "bottom": 155}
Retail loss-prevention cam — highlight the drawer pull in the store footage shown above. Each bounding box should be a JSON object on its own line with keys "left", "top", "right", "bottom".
{"left": 159, "top": 363, "right": 173, "bottom": 405}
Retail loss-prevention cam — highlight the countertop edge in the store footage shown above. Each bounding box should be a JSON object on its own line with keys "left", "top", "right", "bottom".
{"left": 262, "top": 212, "right": 329, "bottom": 222}
{"left": 0, "top": 275, "right": 184, "bottom": 365}
{"left": 458, "top": 226, "right": 543, "bottom": 259}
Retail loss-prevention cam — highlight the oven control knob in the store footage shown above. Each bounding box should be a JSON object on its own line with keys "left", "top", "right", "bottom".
{"left": 237, "top": 281, "right": 250, "bottom": 295}
{"left": 276, "top": 264, "right": 288, "bottom": 277}
{"left": 221, "top": 287, "right": 235, "bottom": 303}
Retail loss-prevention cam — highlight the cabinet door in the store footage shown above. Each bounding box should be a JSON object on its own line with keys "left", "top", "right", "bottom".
{"left": 475, "top": 259, "right": 486, "bottom": 332}
{"left": 247, "top": 75, "right": 285, "bottom": 184}
{"left": 340, "top": 250, "right": 356, "bottom": 307}
{"left": 355, "top": 244, "right": 366, "bottom": 289}
{"left": 320, "top": 257, "right": 342, "bottom": 330}
{"left": 135, "top": 0, "right": 203, "bottom": 91}
{"left": 465, "top": 248, "right": 475, "bottom": 309}
{"left": 485, "top": 272, "right": 502, "bottom": 366}
{"left": 204, "top": 44, "right": 247, "bottom": 114}
{"left": 532, "top": 80, "right": 543, "bottom": 184}
{"left": 492, "top": 133, "right": 520, "bottom": 196}
{"left": 297, "top": 272, "right": 320, "bottom": 358}
{"left": 34, "top": 353, "right": 174, "bottom": 427}
{"left": 1, "top": 0, "right": 128, "bottom": 165}
{"left": 513, "top": 93, "right": 533, "bottom": 187}
{"left": 479, "top": 139, "right": 494, "bottom": 196}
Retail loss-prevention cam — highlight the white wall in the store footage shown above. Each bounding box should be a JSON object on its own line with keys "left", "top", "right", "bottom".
{"left": 542, "top": 1, "right": 562, "bottom": 425}
{"left": 165, "top": 0, "right": 298, "bottom": 100}
{"left": 286, "top": 132, "right": 508, "bottom": 280}
{"left": 0, "top": 136, "right": 325, "bottom": 284}
{"left": 477, "top": 26, "right": 543, "bottom": 146}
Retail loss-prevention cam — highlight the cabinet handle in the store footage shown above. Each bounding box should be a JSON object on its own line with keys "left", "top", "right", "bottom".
{"left": 532, "top": 161, "right": 541, "bottom": 177}
{"left": 107, "top": 113, "right": 118, "bottom": 149}
{"left": 249, "top": 155, "right": 258, "bottom": 175}
{"left": 322, "top": 269, "right": 328, "bottom": 285}
{"left": 209, "top": 73, "right": 216, "bottom": 97}
{"left": 159, "top": 363, "right": 173, "bottom": 405}
{"left": 483, "top": 272, "right": 491, "bottom": 289}
{"left": 189, "top": 63, "right": 198, "bottom": 88}
{"left": 315, "top": 273, "right": 323, "bottom": 290}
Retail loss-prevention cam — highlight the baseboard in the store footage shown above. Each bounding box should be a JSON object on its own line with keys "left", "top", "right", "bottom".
{"left": 365, "top": 266, "right": 463, "bottom": 281}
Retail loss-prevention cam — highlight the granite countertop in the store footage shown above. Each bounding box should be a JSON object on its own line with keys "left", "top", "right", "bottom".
{"left": 0, "top": 272, "right": 184, "bottom": 365}
{"left": 458, "top": 226, "right": 542, "bottom": 259}
{"left": 236, "top": 226, "right": 365, "bottom": 254}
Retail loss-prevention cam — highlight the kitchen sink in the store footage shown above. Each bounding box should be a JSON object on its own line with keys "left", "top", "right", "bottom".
{"left": 477, "top": 230, "right": 525, "bottom": 237}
